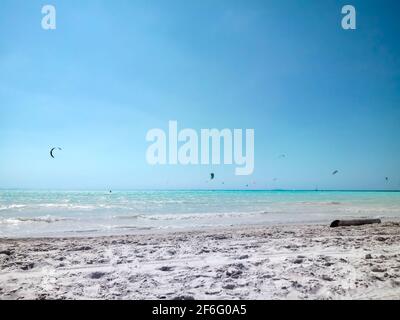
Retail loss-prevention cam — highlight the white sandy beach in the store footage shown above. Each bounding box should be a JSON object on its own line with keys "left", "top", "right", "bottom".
{"left": 1, "top": 221, "right": 400, "bottom": 300}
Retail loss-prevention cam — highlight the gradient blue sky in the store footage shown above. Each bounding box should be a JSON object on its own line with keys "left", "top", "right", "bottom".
{"left": 0, "top": 0, "right": 399, "bottom": 190}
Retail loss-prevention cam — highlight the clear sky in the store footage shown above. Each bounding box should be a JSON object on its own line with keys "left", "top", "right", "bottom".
{"left": 0, "top": 0, "right": 399, "bottom": 190}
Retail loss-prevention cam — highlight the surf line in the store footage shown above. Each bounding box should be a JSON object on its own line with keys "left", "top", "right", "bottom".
{"left": 146, "top": 121, "right": 254, "bottom": 175}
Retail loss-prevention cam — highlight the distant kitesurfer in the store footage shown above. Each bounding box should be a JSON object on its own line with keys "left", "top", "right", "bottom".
{"left": 50, "top": 147, "right": 62, "bottom": 158}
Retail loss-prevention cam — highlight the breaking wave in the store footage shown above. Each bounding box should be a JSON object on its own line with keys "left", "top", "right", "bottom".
{"left": 0, "top": 215, "right": 72, "bottom": 224}
{"left": 0, "top": 204, "right": 27, "bottom": 211}
{"left": 112, "top": 211, "right": 268, "bottom": 221}
{"left": 299, "top": 201, "right": 342, "bottom": 206}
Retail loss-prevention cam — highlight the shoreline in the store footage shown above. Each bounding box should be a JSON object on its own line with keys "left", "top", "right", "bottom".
{"left": 1, "top": 221, "right": 400, "bottom": 300}
{"left": 0, "top": 220, "right": 331, "bottom": 240}
{"left": 2, "top": 218, "right": 400, "bottom": 240}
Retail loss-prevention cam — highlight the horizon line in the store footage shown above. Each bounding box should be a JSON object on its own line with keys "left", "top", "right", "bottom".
{"left": 0, "top": 188, "right": 399, "bottom": 193}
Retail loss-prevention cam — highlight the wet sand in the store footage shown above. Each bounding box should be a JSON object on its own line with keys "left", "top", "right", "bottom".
{"left": 1, "top": 221, "right": 400, "bottom": 300}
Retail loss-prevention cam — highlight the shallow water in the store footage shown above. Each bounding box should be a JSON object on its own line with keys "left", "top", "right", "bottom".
{"left": 1, "top": 190, "right": 399, "bottom": 237}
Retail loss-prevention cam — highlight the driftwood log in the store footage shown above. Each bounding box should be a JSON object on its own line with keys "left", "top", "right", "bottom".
{"left": 330, "top": 219, "right": 381, "bottom": 228}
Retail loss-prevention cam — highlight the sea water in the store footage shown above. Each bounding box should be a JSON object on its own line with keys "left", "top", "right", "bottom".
{"left": 1, "top": 190, "right": 399, "bottom": 237}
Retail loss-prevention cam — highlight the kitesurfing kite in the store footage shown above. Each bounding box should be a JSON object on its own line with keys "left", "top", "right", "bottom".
{"left": 332, "top": 170, "right": 339, "bottom": 175}
{"left": 50, "top": 147, "right": 62, "bottom": 158}
{"left": 210, "top": 173, "right": 215, "bottom": 180}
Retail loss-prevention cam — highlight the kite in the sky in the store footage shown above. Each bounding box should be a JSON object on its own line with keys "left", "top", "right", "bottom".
{"left": 50, "top": 147, "right": 62, "bottom": 158}
{"left": 210, "top": 173, "right": 215, "bottom": 180}
{"left": 278, "top": 154, "right": 286, "bottom": 158}
{"left": 332, "top": 170, "right": 339, "bottom": 175}
{"left": 385, "top": 177, "right": 389, "bottom": 182}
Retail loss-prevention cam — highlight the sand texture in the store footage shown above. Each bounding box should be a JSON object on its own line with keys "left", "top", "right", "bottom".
{"left": 1, "top": 222, "right": 400, "bottom": 300}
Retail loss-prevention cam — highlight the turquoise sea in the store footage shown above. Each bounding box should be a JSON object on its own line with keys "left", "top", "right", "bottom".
{"left": 1, "top": 190, "right": 399, "bottom": 237}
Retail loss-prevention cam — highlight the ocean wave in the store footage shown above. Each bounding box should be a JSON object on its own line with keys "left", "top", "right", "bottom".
{"left": 146, "top": 200, "right": 186, "bottom": 204}
{"left": 0, "top": 215, "right": 71, "bottom": 224}
{"left": 112, "top": 214, "right": 142, "bottom": 220}
{"left": 0, "top": 203, "right": 97, "bottom": 210}
{"left": 299, "top": 201, "right": 342, "bottom": 206}
{"left": 133, "top": 211, "right": 266, "bottom": 221}
{"left": 113, "top": 226, "right": 153, "bottom": 230}
{"left": 342, "top": 207, "right": 400, "bottom": 214}
{"left": 37, "top": 204, "right": 97, "bottom": 210}
{"left": 65, "top": 229, "right": 100, "bottom": 234}
{"left": 0, "top": 204, "right": 27, "bottom": 211}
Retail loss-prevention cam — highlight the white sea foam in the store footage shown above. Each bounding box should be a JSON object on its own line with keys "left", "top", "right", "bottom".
{"left": 112, "top": 214, "right": 142, "bottom": 220}
{"left": 122, "top": 211, "right": 269, "bottom": 221}
{"left": 0, "top": 204, "right": 27, "bottom": 211}
{"left": 0, "top": 215, "right": 71, "bottom": 225}
{"left": 299, "top": 201, "right": 342, "bottom": 206}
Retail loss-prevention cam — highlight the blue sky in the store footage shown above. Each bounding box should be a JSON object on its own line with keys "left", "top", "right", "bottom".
{"left": 0, "top": 0, "right": 399, "bottom": 190}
